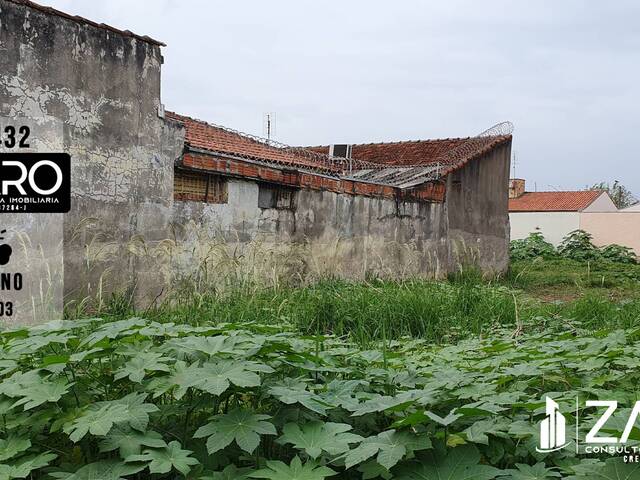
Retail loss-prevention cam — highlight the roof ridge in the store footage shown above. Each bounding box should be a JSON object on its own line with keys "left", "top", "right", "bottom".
{"left": 6, "top": 0, "right": 165, "bottom": 46}
{"left": 307, "top": 136, "right": 477, "bottom": 149}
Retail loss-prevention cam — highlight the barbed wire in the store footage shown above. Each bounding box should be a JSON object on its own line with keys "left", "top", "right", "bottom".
{"left": 176, "top": 113, "right": 513, "bottom": 189}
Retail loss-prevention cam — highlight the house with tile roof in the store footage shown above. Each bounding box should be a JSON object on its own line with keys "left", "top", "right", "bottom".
{"left": 508, "top": 179, "right": 618, "bottom": 246}
{"left": 0, "top": 0, "right": 514, "bottom": 318}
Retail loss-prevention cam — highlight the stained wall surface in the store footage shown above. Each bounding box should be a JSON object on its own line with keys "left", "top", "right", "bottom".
{"left": 0, "top": 0, "right": 185, "bottom": 313}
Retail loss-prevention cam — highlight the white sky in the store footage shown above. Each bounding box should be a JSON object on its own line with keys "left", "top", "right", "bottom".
{"left": 44, "top": 0, "right": 640, "bottom": 195}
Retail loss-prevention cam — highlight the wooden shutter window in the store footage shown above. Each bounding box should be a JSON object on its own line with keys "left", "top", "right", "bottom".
{"left": 174, "top": 171, "right": 228, "bottom": 204}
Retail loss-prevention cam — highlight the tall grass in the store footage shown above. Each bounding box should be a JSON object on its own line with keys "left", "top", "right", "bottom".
{"left": 72, "top": 271, "right": 640, "bottom": 346}
{"left": 80, "top": 277, "right": 522, "bottom": 344}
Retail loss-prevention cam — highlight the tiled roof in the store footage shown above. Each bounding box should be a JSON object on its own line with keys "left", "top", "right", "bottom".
{"left": 509, "top": 191, "right": 604, "bottom": 212}
{"left": 308, "top": 136, "right": 511, "bottom": 168}
{"left": 168, "top": 112, "right": 512, "bottom": 189}
{"left": 6, "top": 0, "right": 165, "bottom": 46}
{"left": 166, "top": 112, "right": 341, "bottom": 174}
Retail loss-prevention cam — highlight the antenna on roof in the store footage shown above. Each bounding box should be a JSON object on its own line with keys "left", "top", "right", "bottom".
{"left": 511, "top": 152, "right": 517, "bottom": 179}
{"left": 263, "top": 112, "right": 276, "bottom": 144}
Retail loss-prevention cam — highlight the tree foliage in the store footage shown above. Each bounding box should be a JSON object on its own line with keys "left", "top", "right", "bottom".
{"left": 590, "top": 180, "right": 638, "bottom": 209}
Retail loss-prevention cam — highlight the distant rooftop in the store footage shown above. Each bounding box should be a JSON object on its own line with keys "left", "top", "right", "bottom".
{"left": 509, "top": 190, "right": 604, "bottom": 212}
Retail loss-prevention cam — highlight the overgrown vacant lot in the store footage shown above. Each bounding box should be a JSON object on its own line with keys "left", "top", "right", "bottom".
{"left": 3, "top": 259, "right": 640, "bottom": 479}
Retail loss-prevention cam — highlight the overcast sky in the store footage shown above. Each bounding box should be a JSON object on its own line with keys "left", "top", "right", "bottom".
{"left": 46, "top": 0, "right": 640, "bottom": 196}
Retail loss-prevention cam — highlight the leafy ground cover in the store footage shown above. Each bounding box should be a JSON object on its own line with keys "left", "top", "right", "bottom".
{"left": 2, "top": 316, "right": 640, "bottom": 479}
{"left": 7, "top": 250, "right": 640, "bottom": 478}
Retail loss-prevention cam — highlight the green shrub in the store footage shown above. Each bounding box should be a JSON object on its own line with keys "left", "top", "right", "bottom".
{"left": 510, "top": 232, "right": 557, "bottom": 260}
{"left": 1, "top": 317, "right": 638, "bottom": 478}
{"left": 558, "top": 229, "right": 600, "bottom": 261}
{"left": 556, "top": 229, "right": 638, "bottom": 264}
{"left": 599, "top": 244, "right": 638, "bottom": 264}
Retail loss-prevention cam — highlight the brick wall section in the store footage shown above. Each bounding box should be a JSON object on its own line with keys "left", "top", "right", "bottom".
{"left": 182, "top": 152, "right": 446, "bottom": 203}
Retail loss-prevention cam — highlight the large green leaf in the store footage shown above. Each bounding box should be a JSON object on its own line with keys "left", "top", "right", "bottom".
{"left": 198, "top": 360, "right": 271, "bottom": 395}
{"left": 201, "top": 464, "right": 251, "bottom": 480}
{"left": 154, "top": 359, "right": 272, "bottom": 398}
{"left": 114, "top": 352, "right": 170, "bottom": 383}
{"left": 0, "top": 453, "right": 57, "bottom": 480}
{"left": 80, "top": 318, "right": 146, "bottom": 346}
{"left": 63, "top": 393, "right": 158, "bottom": 442}
{"left": 63, "top": 404, "right": 129, "bottom": 442}
{"left": 268, "top": 381, "right": 332, "bottom": 415}
{"left": 499, "top": 463, "right": 562, "bottom": 480}
{"left": 104, "top": 392, "right": 159, "bottom": 431}
{"left": 99, "top": 427, "right": 167, "bottom": 458}
{"left": 343, "top": 430, "right": 430, "bottom": 470}
{"left": 394, "top": 445, "right": 502, "bottom": 480}
{"left": 278, "top": 421, "right": 363, "bottom": 458}
{"left": 570, "top": 457, "right": 640, "bottom": 479}
{"left": 248, "top": 456, "right": 337, "bottom": 480}
{"left": 194, "top": 409, "right": 276, "bottom": 454}
{"left": 125, "top": 440, "right": 199, "bottom": 476}
{"left": 50, "top": 459, "right": 145, "bottom": 480}
{"left": 0, "top": 436, "right": 31, "bottom": 461}
{"left": 0, "top": 371, "right": 69, "bottom": 411}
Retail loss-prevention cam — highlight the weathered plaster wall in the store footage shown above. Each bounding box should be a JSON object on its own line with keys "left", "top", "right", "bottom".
{"left": 172, "top": 178, "right": 449, "bottom": 284}
{"left": 0, "top": 0, "right": 184, "bottom": 308}
{"left": 445, "top": 142, "right": 512, "bottom": 273}
{"left": 171, "top": 142, "right": 511, "bottom": 286}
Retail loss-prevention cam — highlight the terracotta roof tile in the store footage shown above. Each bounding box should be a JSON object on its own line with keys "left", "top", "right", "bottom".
{"left": 509, "top": 191, "right": 603, "bottom": 212}
{"left": 166, "top": 112, "right": 340, "bottom": 173}
{"left": 168, "top": 112, "right": 512, "bottom": 186}
{"left": 308, "top": 136, "right": 511, "bottom": 168}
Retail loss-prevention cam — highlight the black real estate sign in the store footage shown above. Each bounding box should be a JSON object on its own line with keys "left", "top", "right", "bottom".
{"left": 0, "top": 153, "right": 71, "bottom": 213}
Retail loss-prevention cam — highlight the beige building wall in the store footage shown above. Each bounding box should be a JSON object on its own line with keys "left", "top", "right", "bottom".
{"left": 509, "top": 212, "right": 580, "bottom": 245}
{"left": 582, "top": 192, "right": 617, "bottom": 212}
{"left": 580, "top": 212, "right": 640, "bottom": 254}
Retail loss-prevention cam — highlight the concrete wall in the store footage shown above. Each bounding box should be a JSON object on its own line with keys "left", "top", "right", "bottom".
{"left": 446, "top": 142, "right": 512, "bottom": 273}
{"left": 0, "top": 0, "right": 184, "bottom": 312}
{"left": 171, "top": 178, "right": 449, "bottom": 284}
{"left": 509, "top": 211, "right": 580, "bottom": 246}
{"left": 580, "top": 212, "right": 640, "bottom": 255}
{"left": 170, "top": 140, "right": 511, "bottom": 285}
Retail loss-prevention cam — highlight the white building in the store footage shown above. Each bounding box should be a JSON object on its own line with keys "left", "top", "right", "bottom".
{"left": 508, "top": 179, "right": 617, "bottom": 246}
